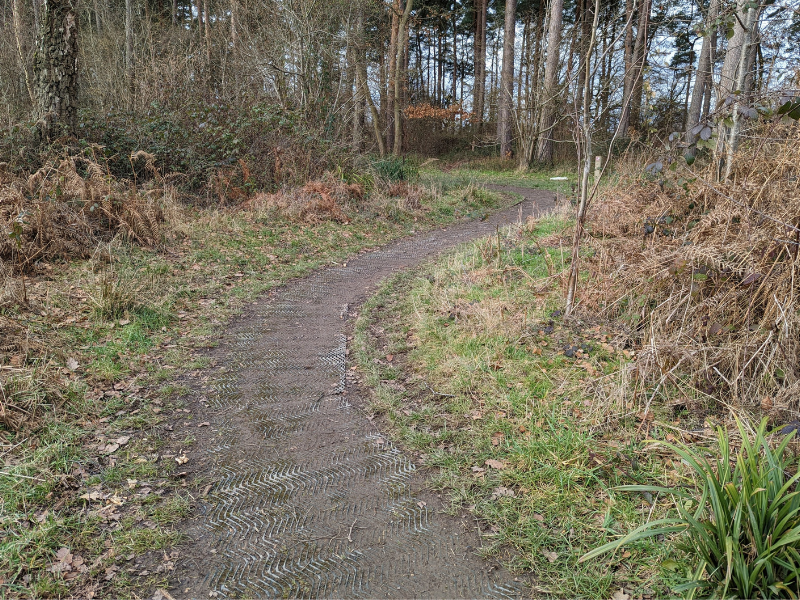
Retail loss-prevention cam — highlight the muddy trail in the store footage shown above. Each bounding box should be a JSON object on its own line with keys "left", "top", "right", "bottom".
{"left": 170, "top": 186, "right": 557, "bottom": 599}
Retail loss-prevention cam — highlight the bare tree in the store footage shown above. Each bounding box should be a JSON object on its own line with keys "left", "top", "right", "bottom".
{"left": 565, "top": 0, "right": 601, "bottom": 316}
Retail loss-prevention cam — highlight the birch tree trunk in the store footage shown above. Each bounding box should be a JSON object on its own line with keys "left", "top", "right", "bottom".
{"left": 715, "top": 0, "right": 760, "bottom": 180}
{"left": 724, "top": 4, "right": 758, "bottom": 181}
{"left": 12, "top": 0, "right": 35, "bottom": 103}
{"left": 359, "top": 57, "right": 386, "bottom": 157}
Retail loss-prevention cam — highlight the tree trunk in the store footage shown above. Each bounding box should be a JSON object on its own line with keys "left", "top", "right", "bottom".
{"left": 230, "top": 0, "right": 237, "bottom": 48}
{"left": 203, "top": 0, "right": 211, "bottom": 66}
{"left": 517, "top": 6, "right": 544, "bottom": 169}
{"left": 379, "top": 44, "right": 387, "bottom": 126}
{"left": 618, "top": 0, "right": 634, "bottom": 138}
{"left": 387, "top": 0, "right": 401, "bottom": 149}
{"left": 350, "top": 9, "right": 363, "bottom": 153}
{"left": 452, "top": 6, "right": 458, "bottom": 104}
{"left": 34, "top": 0, "right": 79, "bottom": 137}
{"left": 473, "top": 0, "right": 487, "bottom": 123}
{"left": 685, "top": 0, "right": 718, "bottom": 156}
{"left": 723, "top": 3, "right": 759, "bottom": 181}
{"left": 32, "top": 0, "right": 41, "bottom": 33}
{"left": 437, "top": 32, "right": 444, "bottom": 105}
{"left": 517, "top": 14, "right": 528, "bottom": 110}
{"left": 575, "top": 0, "right": 591, "bottom": 119}
{"left": 12, "top": 0, "right": 36, "bottom": 104}
{"left": 628, "top": 0, "right": 651, "bottom": 129}
{"left": 498, "top": 0, "right": 517, "bottom": 158}
{"left": 426, "top": 27, "right": 432, "bottom": 99}
{"left": 393, "top": 0, "right": 413, "bottom": 155}
{"left": 358, "top": 55, "right": 386, "bottom": 157}
{"left": 535, "top": 0, "right": 563, "bottom": 164}
{"left": 566, "top": 0, "right": 601, "bottom": 316}
{"left": 718, "top": 2, "right": 747, "bottom": 105}
{"left": 715, "top": 0, "right": 759, "bottom": 179}
{"left": 125, "top": 0, "right": 135, "bottom": 101}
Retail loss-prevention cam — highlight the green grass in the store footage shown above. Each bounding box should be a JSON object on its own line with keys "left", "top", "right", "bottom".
{"left": 420, "top": 158, "right": 576, "bottom": 196}
{"left": 354, "top": 211, "right": 680, "bottom": 597}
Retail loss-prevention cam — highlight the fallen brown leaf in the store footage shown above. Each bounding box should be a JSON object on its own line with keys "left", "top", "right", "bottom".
{"left": 542, "top": 550, "right": 558, "bottom": 563}
{"left": 484, "top": 459, "right": 506, "bottom": 470}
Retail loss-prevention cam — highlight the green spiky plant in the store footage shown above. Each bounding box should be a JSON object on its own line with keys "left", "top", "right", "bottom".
{"left": 580, "top": 418, "right": 800, "bottom": 598}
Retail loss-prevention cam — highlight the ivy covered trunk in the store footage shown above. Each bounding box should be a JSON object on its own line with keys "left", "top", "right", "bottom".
{"left": 34, "top": 0, "right": 78, "bottom": 138}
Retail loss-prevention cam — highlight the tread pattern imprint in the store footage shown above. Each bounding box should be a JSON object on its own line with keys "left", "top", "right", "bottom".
{"left": 171, "top": 191, "right": 555, "bottom": 599}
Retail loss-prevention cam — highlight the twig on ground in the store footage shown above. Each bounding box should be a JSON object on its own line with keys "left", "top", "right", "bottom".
{"left": 425, "top": 383, "right": 455, "bottom": 398}
{"left": 0, "top": 470, "right": 44, "bottom": 481}
{"left": 347, "top": 519, "right": 358, "bottom": 542}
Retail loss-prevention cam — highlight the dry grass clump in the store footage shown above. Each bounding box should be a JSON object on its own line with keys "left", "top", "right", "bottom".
{"left": 0, "top": 152, "right": 165, "bottom": 273}
{"left": 585, "top": 125, "right": 800, "bottom": 415}
{"left": 0, "top": 366, "right": 62, "bottom": 431}
{"left": 252, "top": 177, "right": 364, "bottom": 223}
{"left": 0, "top": 313, "right": 59, "bottom": 430}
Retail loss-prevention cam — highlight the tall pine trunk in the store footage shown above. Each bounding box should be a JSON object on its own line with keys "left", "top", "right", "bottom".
{"left": 498, "top": 0, "right": 517, "bottom": 158}
{"left": 34, "top": 0, "right": 79, "bottom": 137}
{"left": 387, "top": 0, "right": 401, "bottom": 150}
{"left": 393, "top": 0, "right": 413, "bottom": 155}
{"left": 473, "top": 0, "right": 487, "bottom": 123}
{"left": 535, "top": 0, "right": 564, "bottom": 164}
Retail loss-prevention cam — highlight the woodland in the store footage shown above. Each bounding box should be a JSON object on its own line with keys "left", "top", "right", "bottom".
{"left": 1, "top": 0, "right": 800, "bottom": 596}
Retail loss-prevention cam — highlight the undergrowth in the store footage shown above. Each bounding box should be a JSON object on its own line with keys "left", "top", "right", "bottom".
{"left": 583, "top": 124, "right": 800, "bottom": 419}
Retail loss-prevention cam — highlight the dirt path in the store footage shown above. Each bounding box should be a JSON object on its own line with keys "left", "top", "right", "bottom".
{"left": 170, "top": 187, "right": 556, "bottom": 599}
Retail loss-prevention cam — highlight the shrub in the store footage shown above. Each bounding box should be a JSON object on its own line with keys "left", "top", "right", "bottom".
{"left": 0, "top": 152, "right": 164, "bottom": 272}
{"left": 369, "top": 156, "right": 418, "bottom": 182}
{"left": 581, "top": 417, "right": 800, "bottom": 598}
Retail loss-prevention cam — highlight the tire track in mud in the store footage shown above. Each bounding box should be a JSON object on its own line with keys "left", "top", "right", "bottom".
{"left": 171, "top": 187, "right": 557, "bottom": 599}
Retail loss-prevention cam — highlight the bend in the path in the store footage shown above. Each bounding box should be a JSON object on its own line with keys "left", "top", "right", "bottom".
{"left": 171, "top": 186, "right": 556, "bottom": 599}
